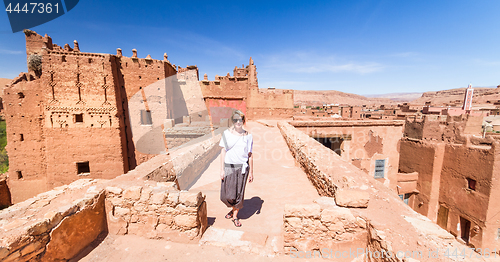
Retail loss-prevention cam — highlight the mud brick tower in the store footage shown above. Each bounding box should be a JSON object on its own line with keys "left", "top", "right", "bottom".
{"left": 4, "top": 30, "right": 177, "bottom": 202}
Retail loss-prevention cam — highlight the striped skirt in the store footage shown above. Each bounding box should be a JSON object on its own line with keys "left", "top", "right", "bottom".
{"left": 220, "top": 163, "right": 249, "bottom": 209}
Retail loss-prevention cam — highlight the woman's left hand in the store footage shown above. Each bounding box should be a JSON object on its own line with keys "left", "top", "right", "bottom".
{"left": 248, "top": 173, "right": 254, "bottom": 183}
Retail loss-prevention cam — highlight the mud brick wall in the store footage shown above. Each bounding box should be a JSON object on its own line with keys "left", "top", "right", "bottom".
{"left": 0, "top": 179, "right": 107, "bottom": 262}
{"left": 0, "top": 130, "right": 216, "bottom": 261}
{"left": 0, "top": 180, "right": 208, "bottom": 261}
{"left": 164, "top": 126, "right": 211, "bottom": 149}
{"left": 277, "top": 121, "right": 371, "bottom": 208}
{"left": 246, "top": 89, "right": 294, "bottom": 120}
{"left": 4, "top": 77, "right": 48, "bottom": 202}
{"left": 283, "top": 202, "right": 367, "bottom": 254}
{"left": 277, "top": 121, "right": 483, "bottom": 261}
{"left": 105, "top": 183, "right": 207, "bottom": 240}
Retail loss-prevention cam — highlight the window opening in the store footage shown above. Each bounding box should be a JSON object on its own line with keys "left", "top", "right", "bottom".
{"left": 398, "top": 193, "right": 410, "bottom": 205}
{"left": 140, "top": 110, "right": 152, "bottom": 125}
{"left": 16, "top": 171, "right": 23, "bottom": 179}
{"left": 75, "top": 114, "right": 83, "bottom": 123}
{"left": 467, "top": 178, "right": 476, "bottom": 191}
{"left": 374, "top": 159, "right": 385, "bottom": 179}
{"left": 77, "top": 162, "right": 90, "bottom": 175}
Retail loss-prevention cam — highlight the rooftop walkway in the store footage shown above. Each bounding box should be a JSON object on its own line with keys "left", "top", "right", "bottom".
{"left": 79, "top": 120, "right": 321, "bottom": 261}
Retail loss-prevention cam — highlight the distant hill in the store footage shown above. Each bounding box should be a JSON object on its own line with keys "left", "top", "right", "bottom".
{"left": 294, "top": 90, "right": 397, "bottom": 107}
{"left": 364, "top": 92, "right": 423, "bottom": 102}
{"left": 412, "top": 87, "right": 500, "bottom": 106}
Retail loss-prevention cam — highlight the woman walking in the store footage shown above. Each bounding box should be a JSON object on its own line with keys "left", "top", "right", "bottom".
{"left": 219, "top": 110, "right": 253, "bottom": 227}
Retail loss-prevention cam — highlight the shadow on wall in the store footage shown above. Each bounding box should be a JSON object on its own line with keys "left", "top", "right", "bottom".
{"left": 128, "top": 74, "right": 199, "bottom": 155}
{"left": 0, "top": 177, "right": 12, "bottom": 209}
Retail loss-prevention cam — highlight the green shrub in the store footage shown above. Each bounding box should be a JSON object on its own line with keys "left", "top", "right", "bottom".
{"left": 0, "top": 120, "right": 8, "bottom": 174}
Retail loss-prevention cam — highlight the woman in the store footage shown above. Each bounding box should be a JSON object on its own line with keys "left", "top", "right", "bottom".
{"left": 219, "top": 110, "right": 253, "bottom": 227}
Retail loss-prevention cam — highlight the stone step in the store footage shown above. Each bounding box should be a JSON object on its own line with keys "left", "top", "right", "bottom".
{"left": 200, "top": 227, "right": 279, "bottom": 255}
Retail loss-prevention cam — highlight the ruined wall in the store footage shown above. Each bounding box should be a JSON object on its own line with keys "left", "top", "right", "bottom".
{"left": 439, "top": 144, "right": 495, "bottom": 248}
{"left": 177, "top": 67, "right": 208, "bottom": 122}
{"left": 291, "top": 120, "right": 404, "bottom": 191}
{"left": 114, "top": 51, "right": 176, "bottom": 168}
{"left": 4, "top": 76, "right": 48, "bottom": 202}
{"left": 398, "top": 139, "right": 441, "bottom": 218}
{"left": 0, "top": 180, "right": 108, "bottom": 261}
{"left": 284, "top": 201, "right": 367, "bottom": 261}
{"left": 484, "top": 141, "right": 500, "bottom": 252}
{"left": 0, "top": 179, "right": 207, "bottom": 261}
{"left": 200, "top": 71, "right": 249, "bottom": 124}
{"left": 200, "top": 59, "right": 294, "bottom": 121}
{"left": 4, "top": 31, "right": 185, "bottom": 202}
{"left": 0, "top": 131, "right": 216, "bottom": 261}
{"left": 404, "top": 114, "right": 482, "bottom": 143}
{"left": 277, "top": 121, "right": 480, "bottom": 261}
{"left": 105, "top": 183, "right": 206, "bottom": 240}
{"left": 246, "top": 89, "right": 294, "bottom": 120}
{"left": 399, "top": 137, "right": 500, "bottom": 250}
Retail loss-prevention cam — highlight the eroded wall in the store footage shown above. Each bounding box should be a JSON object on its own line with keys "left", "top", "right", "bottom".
{"left": 398, "top": 139, "right": 442, "bottom": 219}
{"left": 440, "top": 144, "right": 494, "bottom": 248}
{"left": 277, "top": 121, "right": 480, "bottom": 261}
{"left": 200, "top": 59, "right": 294, "bottom": 121}
{"left": 4, "top": 31, "right": 180, "bottom": 203}
{"left": 399, "top": 136, "right": 500, "bottom": 250}
{"left": 291, "top": 120, "right": 404, "bottom": 191}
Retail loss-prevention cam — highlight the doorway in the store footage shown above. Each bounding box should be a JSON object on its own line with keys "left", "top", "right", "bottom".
{"left": 460, "top": 217, "right": 471, "bottom": 244}
{"left": 437, "top": 205, "right": 449, "bottom": 230}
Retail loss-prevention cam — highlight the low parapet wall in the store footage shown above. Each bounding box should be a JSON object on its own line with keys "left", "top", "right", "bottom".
{"left": 0, "top": 131, "right": 221, "bottom": 261}
{"left": 277, "top": 121, "right": 371, "bottom": 207}
{"left": 277, "top": 121, "right": 487, "bottom": 261}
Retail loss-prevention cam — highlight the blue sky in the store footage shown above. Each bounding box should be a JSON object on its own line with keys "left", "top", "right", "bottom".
{"left": 0, "top": 0, "right": 499, "bottom": 95}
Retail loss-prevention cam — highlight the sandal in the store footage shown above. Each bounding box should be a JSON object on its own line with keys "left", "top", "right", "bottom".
{"left": 232, "top": 218, "right": 242, "bottom": 227}
{"left": 225, "top": 210, "right": 234, "bottom": 219}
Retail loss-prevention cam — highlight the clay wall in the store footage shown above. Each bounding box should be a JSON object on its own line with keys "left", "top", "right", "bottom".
{"left": 247, "top": 88, "right": 294, "bottom": 120}
{"left": 176, "top": 68, "right": 208, "bottom": 121}
{"left": 291, "top": 120, "right": 404, "bottom": 191}
{"left": 404, "top": 115, "right": 483, "bottom": 143}
{"left": 484, "top": 143, "right": 500, "bottom": 251}
{"left": 40, "top": 50, "right": 128, "bottom": 192}
{"left": 200, "top": 59, "right": 293, "bottom": 121}
{"left": 398, "top": 139, "right": 441, "bottom": 218}
{"left": 0, "top": 130, "right": 218, "bottom": 261}
{"left": 5, "top": 31, "right": 185, "bottom": 202}
{"left": 399, "top": 137, "right": 500, "bottom": 249}
{"left": 439, "top": 144, "right": 494, "bottom": 248}
{"left": 200, "top": 76, "right": 249, "bottom": 123}
{"left": 351, "top": 106, "right": 361, "bottom": 119}
{"left": 341, "top": 107, "right": 350, "bottom": 118}
{"left": 284, "top": 201, "right": 368, "bottom": 261}
{"left": 277, "top": 121, "right": 478, "bottom": 261}
{"left": 247, "top": 108, "right": 296, "bottom": 120}
{"left": 205, "top": 98, "right": 245, "bottom": 124}
{"left": 200, "top": 76, "right": 250, "bottom": 99}
{"left": 114, "top": 52, "right": 176, "bottom": 167}
{"left": 4, "top": 77, "right": 48, "bottom": 203}
{"left": 116, "top": 54, "right": 176, "bottom": 102}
